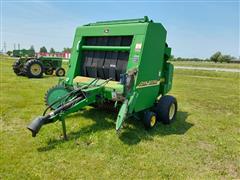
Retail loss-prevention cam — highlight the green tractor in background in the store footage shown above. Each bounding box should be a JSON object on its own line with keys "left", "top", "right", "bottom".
{"left": 12, "top": 56, "right": 66, "bottom": 78}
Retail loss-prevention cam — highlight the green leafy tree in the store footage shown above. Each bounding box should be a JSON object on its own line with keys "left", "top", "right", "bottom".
{"left": 6, "top": 51, "right": 12, "bottom": 56}
{"left": 63, "top": 47, "right": 71, "bottom": 53}
{"left": 210, "top": 51, "right": 222, "bottom": 63}
{"left": 50, "top": 48, "right": 55, "bottom": 54}
{"left": 40, "top": 46, "right": 47, "bottom": 53}
{"left": 218, "top": 55, "right": 233, "bottom": 63}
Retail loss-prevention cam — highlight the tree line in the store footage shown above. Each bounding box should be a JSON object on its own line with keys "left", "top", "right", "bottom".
{"left": 7, "top": 46, "right": 72, "bottom": 57}
{"left": 7, "top": 46, "right": 238, "bottom": 63}
{"left": 39, "top": 46, "right": 71, "bottom": 53}
{"left": 170, "top": 51, "right": 238, "bottom": 63}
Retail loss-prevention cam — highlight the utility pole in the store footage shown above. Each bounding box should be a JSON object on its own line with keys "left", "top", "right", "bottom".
{"left": 14, "top": 43, "right": 16, "bottom": 50}
{"left": 18, "top": 43, "right": 20, "bottom": 50}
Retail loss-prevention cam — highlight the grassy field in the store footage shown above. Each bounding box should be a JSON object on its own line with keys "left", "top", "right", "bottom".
{"left": 0, "top": 55, "right": 240, "bottom": 179}
{"left": 172, "top": 61, "right": 240, "bottom": 69}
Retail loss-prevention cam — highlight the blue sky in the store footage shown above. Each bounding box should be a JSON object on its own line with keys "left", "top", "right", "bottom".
{"left": 1, "top": 0, "right": 239, "bottom": 58}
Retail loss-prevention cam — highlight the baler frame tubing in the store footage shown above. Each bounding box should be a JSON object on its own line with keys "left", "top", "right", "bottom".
{"left": 81, "top": 45, "right": 130, "bottom": 51}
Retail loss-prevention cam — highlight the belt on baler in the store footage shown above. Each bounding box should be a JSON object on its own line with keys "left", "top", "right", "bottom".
{"left": 81, "top": 36, "right": 133, "bottom": 81}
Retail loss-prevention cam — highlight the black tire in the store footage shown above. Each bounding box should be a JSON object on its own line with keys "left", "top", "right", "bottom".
{"left": 23, "top": 59, "right": 44, "bottom": 78}
{"left": 155, "top": 95, "right": 177, "bottom": 124}
{"left": 12, "top": 59, "right": 23, "bottom": 76}
{"left": 55, "top": 67, "right": 65, "bottom": 77}
{"left": 45, "top": 68, "right": 54, "bottom": 75}
{"left": 143, "top": 111, "right": 157, "bottom": 129}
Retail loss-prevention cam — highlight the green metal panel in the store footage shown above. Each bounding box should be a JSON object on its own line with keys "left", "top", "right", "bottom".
{"left": 66, "top": 36, "right": 83, "bottom": 83}
{"left": 163, "top": 62, "right": 174, "bottom": 94}
{"left": 133, "top": 22, "right": 167, "bottom": 112}
{"left": 164, "top": 47, "right": 171, "bottom": 59}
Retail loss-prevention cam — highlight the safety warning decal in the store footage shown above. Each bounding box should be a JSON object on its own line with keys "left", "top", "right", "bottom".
{"left": 135, "top": 43, "right": 142, "bottom": 52}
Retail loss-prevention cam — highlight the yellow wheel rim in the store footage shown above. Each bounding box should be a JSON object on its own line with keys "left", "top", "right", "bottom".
{"left": 58, "top": 70, "right": 64, "bottom": 76}
{"left": 150, "top": 115, "right": 156, "bottom": 127}
{"left": 30, "top": 64, "right": 41, "bottom": 75}
{"left": 169, "top": 103, "right": 176, "bottom": 120}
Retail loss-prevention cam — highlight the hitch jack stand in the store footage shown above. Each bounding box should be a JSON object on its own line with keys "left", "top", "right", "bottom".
{"left": 60, "top": 117, "right": 68, "bottom": 140}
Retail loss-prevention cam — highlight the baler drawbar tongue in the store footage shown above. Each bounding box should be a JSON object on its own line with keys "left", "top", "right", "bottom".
{"left": 27, "top": 95, "right": 84, "bottom": 137}
{"left": 27, "top": 79, "right": 112, "bottom": 138}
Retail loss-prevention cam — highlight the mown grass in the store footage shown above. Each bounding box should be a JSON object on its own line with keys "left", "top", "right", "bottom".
{"left": 172, "top": 61, "right": 240, "bottom": 69}
{"left": 0, "top": 55, "right": 239, "bottom": 179}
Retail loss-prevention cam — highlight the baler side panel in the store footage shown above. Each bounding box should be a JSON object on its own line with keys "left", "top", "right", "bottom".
{"left": 133, "top": 23, "right": 167, "bottom": 112}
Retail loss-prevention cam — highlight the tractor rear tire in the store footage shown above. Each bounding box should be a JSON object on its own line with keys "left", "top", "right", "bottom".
{"left": 155, "top": 95, "right": 177, "bottom": 124}
{"left": 45, "top": 68, "right": 54, "bottom": 75}
{"left": 56, "top": 67, "right": 65, "bottom": 77}
{"left": 143, "top": 111, "right": 157, "bottom": 129}
{"left": 12, "top": 59, "right": 23, "bottom": 76}
{"left": 24, "top": 59, "right": 44, "bottom": 78}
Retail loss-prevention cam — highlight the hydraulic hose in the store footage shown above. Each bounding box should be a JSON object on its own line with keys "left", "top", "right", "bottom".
{"left": 43, "top": 78, "right": 99, "bottom": 116}
{"left": 43, "top": 88, "right": 81, "bottom": 116}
